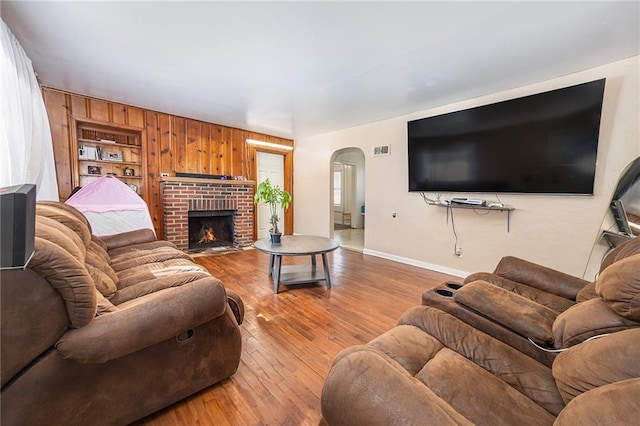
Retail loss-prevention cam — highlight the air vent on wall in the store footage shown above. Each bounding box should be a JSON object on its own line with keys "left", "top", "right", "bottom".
{"left": 373, "top": 145, "right": 390, "bottom": 156}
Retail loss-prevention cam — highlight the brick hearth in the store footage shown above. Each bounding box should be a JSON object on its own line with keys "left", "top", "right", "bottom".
{"left": 161, "top": 177, "right": 255, "bottom": 251}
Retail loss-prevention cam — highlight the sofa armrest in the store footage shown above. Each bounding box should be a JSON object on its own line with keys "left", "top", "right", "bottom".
{"left": 463, "top": 272, "right": 575, "bottom": 313}
{"left": 55, "top": 277, "right": 227, "bottom": 363}
{"left": 99, "top": 228, "right": 157, "bottom": 251}
{"left": 494, "top": 256, "right": 589, "bottom": 300}
{"left": 454, "top": 280, "right": 557, "bottom": 346}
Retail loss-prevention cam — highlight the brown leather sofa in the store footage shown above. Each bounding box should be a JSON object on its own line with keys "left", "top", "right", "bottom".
{"left": 422, "top": 237, "right": 640, "bottom": 366}
{"left": 321, "top": 248, "right": 640, "bottom": 424}
{"left": 1, "top": 202, "right": 244, "bottom": 425}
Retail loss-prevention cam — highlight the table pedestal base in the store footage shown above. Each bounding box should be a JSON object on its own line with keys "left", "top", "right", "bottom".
{"left": 269, "top": 254, "right": 331, "bottom": 293}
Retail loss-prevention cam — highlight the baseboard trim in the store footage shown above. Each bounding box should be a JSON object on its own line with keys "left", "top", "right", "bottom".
{"left": 362, "top": 248, "right": 469, "bottom": 278}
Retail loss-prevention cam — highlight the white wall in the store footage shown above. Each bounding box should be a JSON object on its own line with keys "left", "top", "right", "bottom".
{"left": 294, "top": 57, "right": 640, "bottom": 279}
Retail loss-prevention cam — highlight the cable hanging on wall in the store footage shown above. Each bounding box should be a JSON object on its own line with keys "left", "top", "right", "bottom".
{"left": 449, "top": 207, "right": 461, "bottom": 256}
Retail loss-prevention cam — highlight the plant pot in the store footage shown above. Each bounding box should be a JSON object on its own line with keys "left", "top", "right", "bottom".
{"left": 270, "top": 232, "right": 282, "bottom": 244}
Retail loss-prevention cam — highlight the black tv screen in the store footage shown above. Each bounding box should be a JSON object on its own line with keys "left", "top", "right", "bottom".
{"left": 408, "top": 79, "right": 605, "bottom": 194}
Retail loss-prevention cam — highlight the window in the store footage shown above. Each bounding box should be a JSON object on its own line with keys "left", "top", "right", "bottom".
{"left": 333, "top": 164, "right": 342, "bottom": 208}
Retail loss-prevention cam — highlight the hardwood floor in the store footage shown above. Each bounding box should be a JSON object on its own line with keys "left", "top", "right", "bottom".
{"left": 134, "top": 248, "right": 456, "bottom": 426}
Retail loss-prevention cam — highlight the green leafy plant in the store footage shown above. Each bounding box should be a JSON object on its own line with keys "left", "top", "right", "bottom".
{"left": 254, "top": 178, "right": 292, "bottom": 235}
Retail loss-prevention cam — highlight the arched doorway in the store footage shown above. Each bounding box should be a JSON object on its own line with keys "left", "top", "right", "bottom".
{"left": 330, "top": 148, "right": 365, "bottom": 252}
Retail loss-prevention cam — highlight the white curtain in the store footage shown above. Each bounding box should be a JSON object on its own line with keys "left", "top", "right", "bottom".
{"left": 1, "top": 19, "right": 59, "bottom": 200}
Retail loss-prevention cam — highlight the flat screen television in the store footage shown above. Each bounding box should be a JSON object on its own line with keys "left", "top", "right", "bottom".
{"left": 408, "top": 79, "right": 606, "bottom": 194}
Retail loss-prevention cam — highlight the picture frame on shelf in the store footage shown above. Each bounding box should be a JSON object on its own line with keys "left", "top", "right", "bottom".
{"left": 107, "top": 151, "right": 123, "bottom": 162}
{"left": 88, "top": 165, "right": 101, "bottom": 175}
{"left": 123, "top": 167, "right": 135, "bottom": 177}
{"left": 79, "top": 145, "right": 97, "bottom": 160}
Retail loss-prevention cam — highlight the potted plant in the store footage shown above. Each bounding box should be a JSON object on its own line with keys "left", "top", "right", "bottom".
{"left": 254, "top": 178, "right": 292, "bottom": 244}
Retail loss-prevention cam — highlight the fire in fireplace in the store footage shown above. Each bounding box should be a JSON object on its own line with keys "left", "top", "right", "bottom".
{"left": 188, "top": 210, "right": 236, "bottom": 251}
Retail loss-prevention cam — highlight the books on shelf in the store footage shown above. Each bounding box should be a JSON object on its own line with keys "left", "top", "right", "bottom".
{"left": 94, "top": 147, "right": 123, "bottom": 162}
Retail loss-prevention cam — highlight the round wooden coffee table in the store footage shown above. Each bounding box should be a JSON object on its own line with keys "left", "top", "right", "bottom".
{"left": 254, "top": 235, "right": 340, "bottom": 293}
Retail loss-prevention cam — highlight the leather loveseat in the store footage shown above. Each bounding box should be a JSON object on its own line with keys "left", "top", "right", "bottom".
{"left": 321, "top": 247, "right": 640, "bottom": 424}
{"left": 1, "top": 202, "right": 244, "bottom": 425}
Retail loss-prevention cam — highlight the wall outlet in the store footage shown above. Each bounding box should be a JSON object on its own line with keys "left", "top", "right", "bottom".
{"left": 454, "top": 247, "right": 463, "bottom": 257}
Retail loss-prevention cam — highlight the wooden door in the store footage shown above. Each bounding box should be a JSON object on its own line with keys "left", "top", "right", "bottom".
{"left": 256, "top": 151, "right": 285, "bottom": 239}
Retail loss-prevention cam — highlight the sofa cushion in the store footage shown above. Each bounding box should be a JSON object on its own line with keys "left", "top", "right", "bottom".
{"left": 415, "top": 348, "right": 556, "bottom": 425}
{"left": 575, "top": 281, "right": 598, "bottom": 302}
{"left": 36, "top": 204, "right": 92, "bottom": 247}
{"left": 95, "top": 290, "right": 118, "bottom": 315}
{"left": 86, "top": 264, "right": 117, "bottom": 298}
{"left": 29, "top": 238, "right": 97, "bottom": 328}
{"left": 108, "top": 240, "right": 177, "bottom": 259}
{"left": 321, "top": 347, "right": 472, "bottom": 425}
{"left": 35, "top": 216, "right": 86, "bottom": 262}
{"left": 552, "top": 328, "right": 640, "bottom": 404}
{"left": 111, "top": 270, "right": 211, "bottom": 305}
{"left": 552, "top": 298, "right": 640, "bottom": 348}
{"left": 368, "top": 324, "right": 443, "bottom": 376}
{"left": 86, "top": 250, "right": 118, "bottom": 284}
{"left": 397, "top": 306, "right": 565, "bottom": 416}
{"left": 89, "top": 238, "right": 111, "bottom": 263}
{"left": 92, "top": 233, "right": 109, "bottom": 250}
{"left": 40, "top": 200, "right": 93, "bottom": 232}
{"left": 110, "top": 246, "right": 193, "bottom": 272}
{"left": 554, "top": 378, "right": 640, "bottom": 425}
{"left": 85, "top": 245, "right": 118, "bottom": 297}
{"left": 100, "top": 228, "right": 161, "bottom": 251}
{"left": 595, "top": 254, "right": 640, "bottom": 320}
{"left": 116, "top": 257, "right": 207, "bottom": 282}
{"left": 493, "top": 256, "right": 588, "bottom": 300}
{"left": 599, "top": 236, "right": 640, "bottom": 272}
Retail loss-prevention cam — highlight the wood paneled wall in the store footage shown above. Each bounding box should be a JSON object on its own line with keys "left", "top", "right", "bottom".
{"left": 42, "top": 87, "right": 294, "bottom": 239}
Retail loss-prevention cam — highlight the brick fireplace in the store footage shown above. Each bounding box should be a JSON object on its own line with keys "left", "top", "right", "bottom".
{"left": 161, "top": 177, "right": 255, "bottom": 252}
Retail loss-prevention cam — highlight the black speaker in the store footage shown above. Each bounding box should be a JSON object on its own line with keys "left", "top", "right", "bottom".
{"left": 1, "top": 184, "right": 36, "bottom": 269}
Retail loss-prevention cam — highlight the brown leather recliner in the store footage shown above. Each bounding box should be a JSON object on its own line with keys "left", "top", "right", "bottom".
{"left": 1, "top": 202, "right": 244, "bottom": 425}
{"left": 321, "top": 310, "right": 640, "bottom": 425}
{"left": 421, "top": 237, "right": 640, "bottom": 366}
{"left": 321, "top": 249, "right": 640, "bottom": 424}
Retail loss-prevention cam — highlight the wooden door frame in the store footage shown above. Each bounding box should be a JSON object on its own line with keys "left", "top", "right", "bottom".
{"left": 249, "top": 146, "right": 294, "bottom": 240}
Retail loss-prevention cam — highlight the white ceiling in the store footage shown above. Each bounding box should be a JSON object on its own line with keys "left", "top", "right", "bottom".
{"left": 2, "top": 1, "right": 639, "bottom": 139}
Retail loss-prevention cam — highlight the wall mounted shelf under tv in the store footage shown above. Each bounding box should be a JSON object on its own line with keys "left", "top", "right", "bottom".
{"left": 427, "top": 200, "right": 515, "bottom": 232}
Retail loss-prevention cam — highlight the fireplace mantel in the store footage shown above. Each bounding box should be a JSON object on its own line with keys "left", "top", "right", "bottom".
{"left": 160, "top": 176, "right": 256, "bottom": 186}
